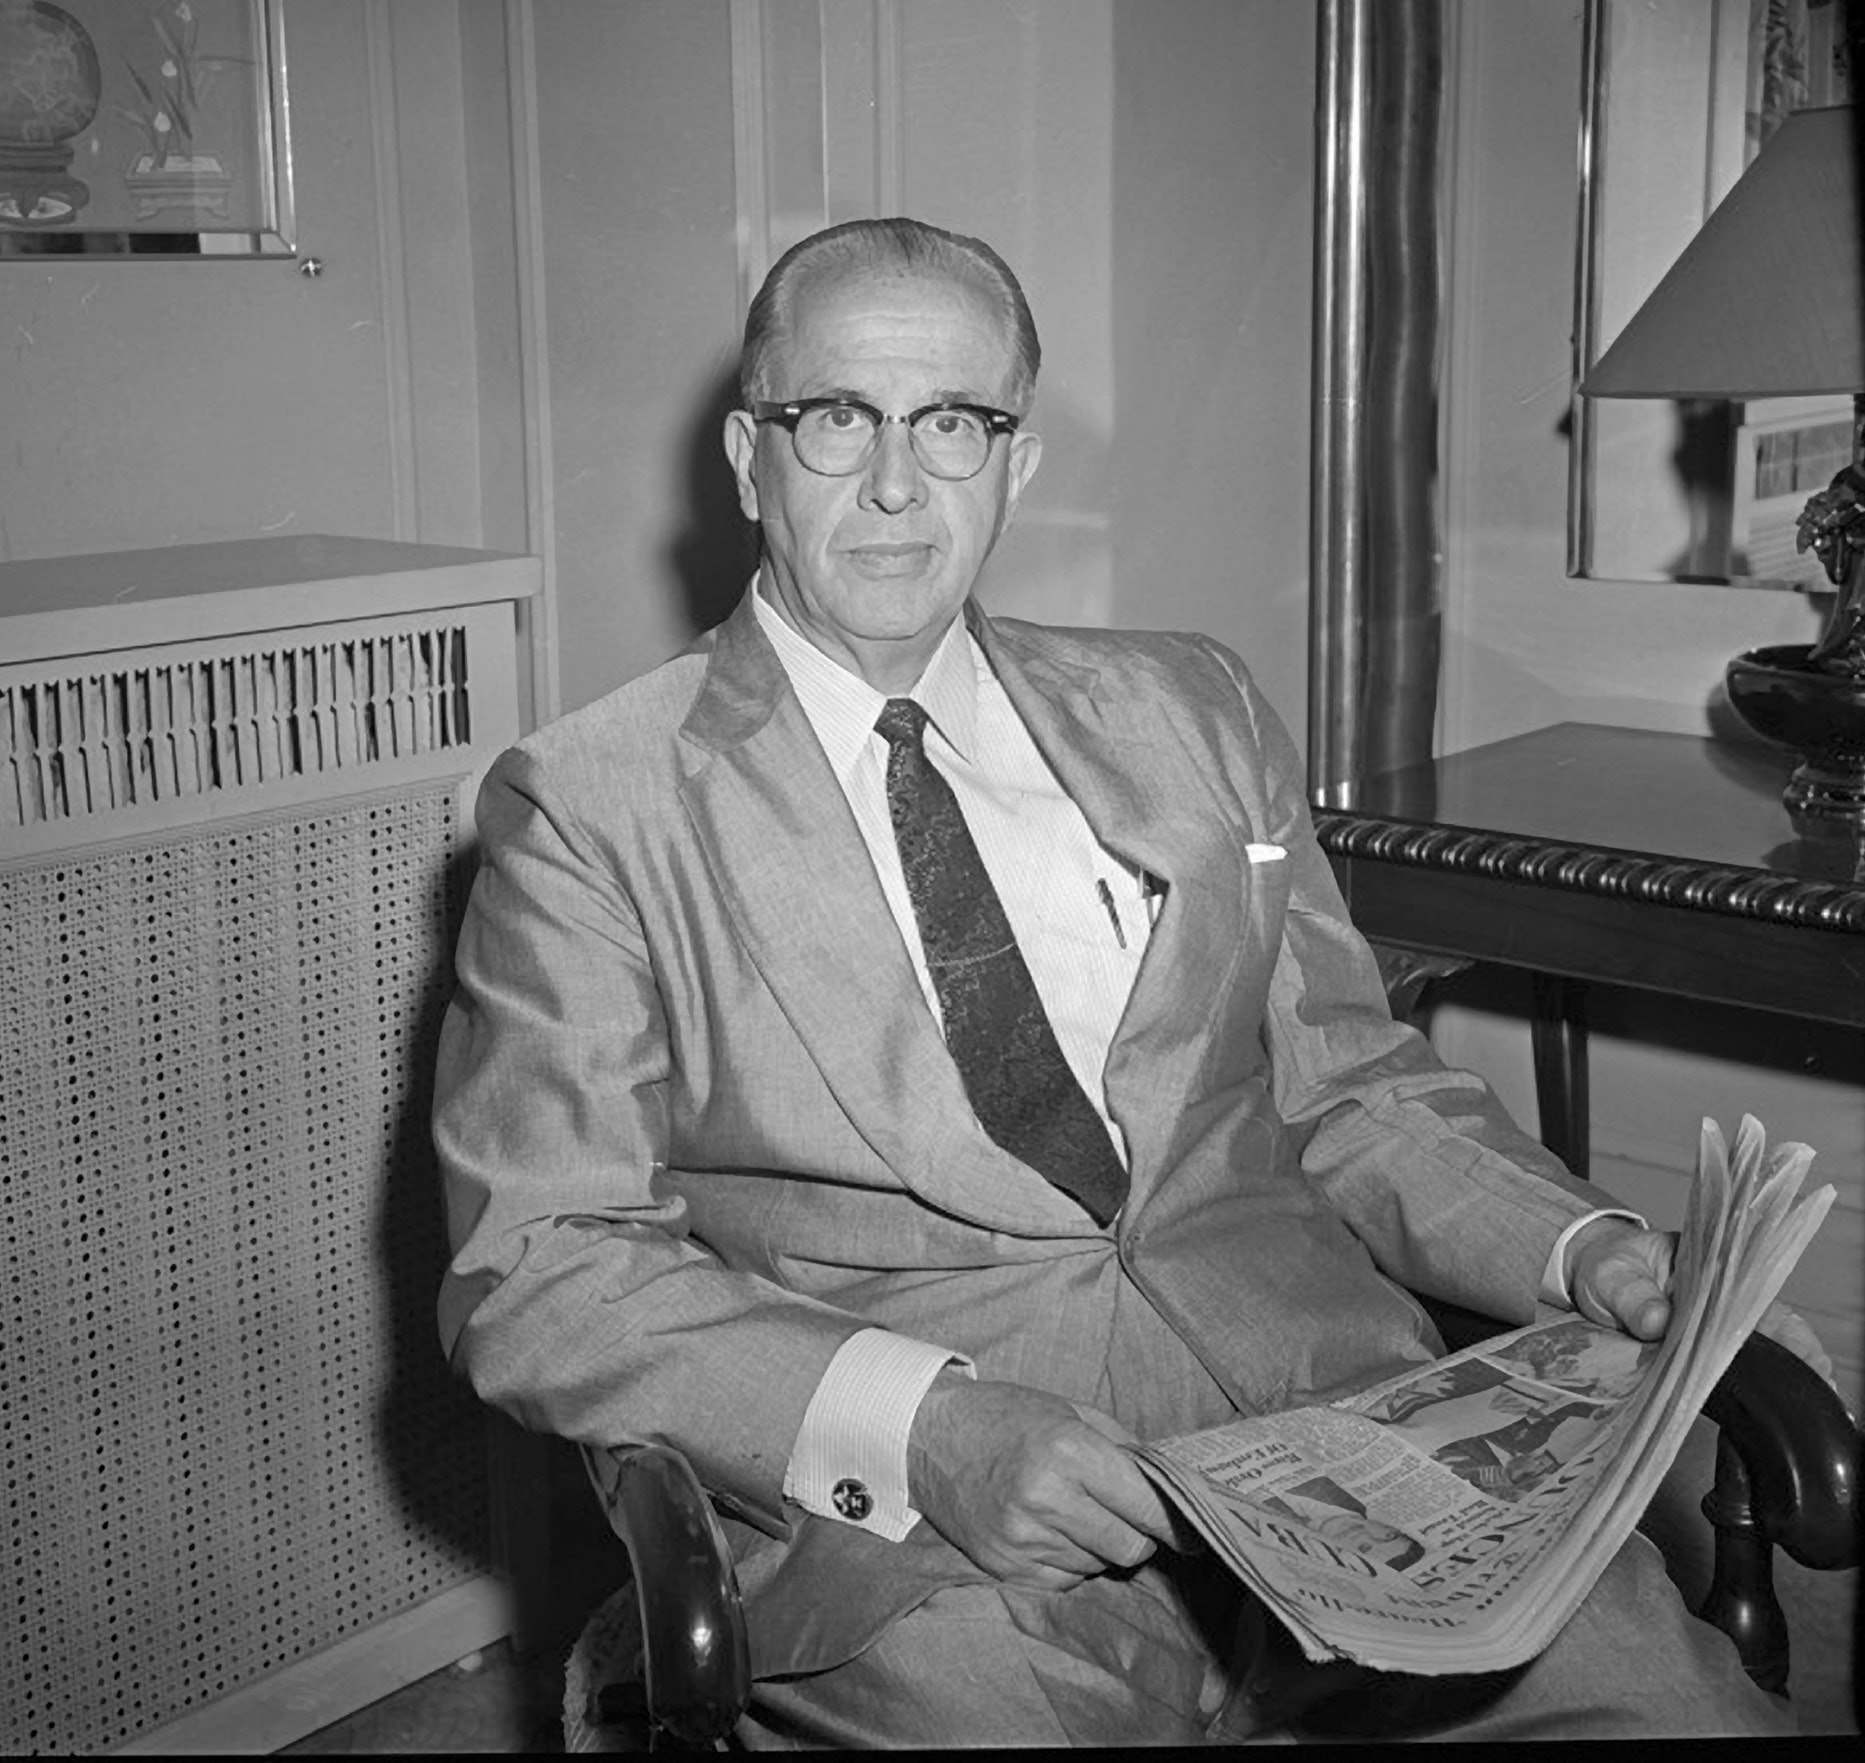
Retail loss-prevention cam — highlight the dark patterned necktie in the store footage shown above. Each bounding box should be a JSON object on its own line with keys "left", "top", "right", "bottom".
{"left": 875, "top": 698, "right": 1128, "bottom": 1225}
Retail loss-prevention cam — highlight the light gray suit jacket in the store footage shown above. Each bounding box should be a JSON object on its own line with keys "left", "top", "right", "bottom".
{"left": 433, "top": 589, "right": 1601, "bottom": 1675}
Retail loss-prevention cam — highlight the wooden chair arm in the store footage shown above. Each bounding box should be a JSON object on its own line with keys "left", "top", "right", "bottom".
{"left": 1424, "top": 1295, "right": 1859, "bottom": 1692}
{"left": 587, "top": 1444, "right": 751, "bottom": 1748}
{"left": 1431, "top": 1302, "right": 1858, "bottom": 1562}
{"left": 580, "top": 1337, "right": 1856, "bottom": 1731}
{"left": 1701, "top": 1331, "right": 1860, "bottom": 1570}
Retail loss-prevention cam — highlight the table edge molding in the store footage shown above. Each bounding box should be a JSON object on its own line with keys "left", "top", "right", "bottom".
{"left": 1311, "top": 811, "right": 1865, "bottom": 934}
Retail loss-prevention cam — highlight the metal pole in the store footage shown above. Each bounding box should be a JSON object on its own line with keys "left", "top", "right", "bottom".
{"left": 1308, "top": 0, "right": 1372, "bottom": 799}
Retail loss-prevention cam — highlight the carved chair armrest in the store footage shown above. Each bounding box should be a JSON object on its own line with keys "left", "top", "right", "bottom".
{"left": 1423, "top": 1295, "right": 1860, "bottom": 1692}
{"left": 1424, "top": 1298, "right": 1850, "bottom": 1559}
{"left": 587, "top": 1444, "right": 752, "bottom": 1748}
{"left": 1429, "top": 1300, "right": 1858, "bottom": 1560}
{"left": 581, "top": 1343, "right": 1855, "bottom": 1735}
{"left": 1701, "top": 1331, "right": 1860, "bottom": 1569}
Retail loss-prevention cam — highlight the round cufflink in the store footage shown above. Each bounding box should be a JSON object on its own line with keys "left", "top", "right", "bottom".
{"left": 831, "top": 1477, "right": 874, "bottom": 1521}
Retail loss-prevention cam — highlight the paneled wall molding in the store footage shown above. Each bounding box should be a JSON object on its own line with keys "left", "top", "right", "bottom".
{"left": 873, "top": 0, "right": 904, "bottom": 214}
{"left": 730, "top": 0, "right": 774, "bottom": 315}
{"left": 729, "top": 0, "right": 905, "bottom": 332}
{"left": 821, "top": 0, "right": 904, "bottom": 223}
{"left": 365, "top": 0, "right": 419, "bottom": 542}
{"left": 504, "top": 0, "right": 561, "bottom": 728}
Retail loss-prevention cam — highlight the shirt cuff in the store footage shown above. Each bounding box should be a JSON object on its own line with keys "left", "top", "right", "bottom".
{"left": 783, "top": 1327, "right": 975, "bottom": 1540}
{"left": 1540, "top": 1208, "right": 1647, "bottom": 1307}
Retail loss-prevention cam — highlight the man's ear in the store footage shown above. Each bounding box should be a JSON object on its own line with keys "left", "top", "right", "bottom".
{"left": 1001, "top": 429, "right": 1042, "bottom": 527}
{"left": 723, "top": 408, "right": 761, "bottom": 522}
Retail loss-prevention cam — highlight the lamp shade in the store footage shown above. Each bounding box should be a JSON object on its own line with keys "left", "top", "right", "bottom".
{"left": 1582, "top": 104, "right": 1864, "bottom": 399}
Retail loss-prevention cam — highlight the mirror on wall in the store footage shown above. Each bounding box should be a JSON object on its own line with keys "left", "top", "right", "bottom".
{"left": 1569, "top": 0, "right": 1855, "bottom": 589}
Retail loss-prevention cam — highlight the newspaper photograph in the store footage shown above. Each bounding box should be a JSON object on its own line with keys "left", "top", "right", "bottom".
{"left": 1135, "top": 1116, "right": 1833, "bottom": 1675}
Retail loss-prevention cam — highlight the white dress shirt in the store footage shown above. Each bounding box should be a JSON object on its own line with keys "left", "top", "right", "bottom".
{"left": 752, "top": 584, "right": 1151, "bottom": 1158}
{"left": 752, "top": 585, "right": 1634, "bottom": 1539}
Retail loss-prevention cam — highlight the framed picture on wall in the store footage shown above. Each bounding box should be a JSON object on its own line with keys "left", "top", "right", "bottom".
{"left": 0, "top": 0, "right": 293, "bottom": 257}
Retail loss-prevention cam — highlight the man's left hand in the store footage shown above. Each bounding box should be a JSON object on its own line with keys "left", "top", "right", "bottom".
{"left": 1565, "top": 1219, "right": 1839, "bottom": 1398}
{"left": 1565, "top": 1218, "right": 1674, "bottom": 1341}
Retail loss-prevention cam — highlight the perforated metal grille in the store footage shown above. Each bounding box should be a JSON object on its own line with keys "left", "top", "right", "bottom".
{"left": 0, "top": 784, "right": 491, "bottom": 1754}
{"left": 1, "top": 621, "right": 472, "bottom": 831}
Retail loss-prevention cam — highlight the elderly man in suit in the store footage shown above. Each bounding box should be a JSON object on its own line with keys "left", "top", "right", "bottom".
{"left": 433, "top": 217, "right": 1794, "bottom": 1743}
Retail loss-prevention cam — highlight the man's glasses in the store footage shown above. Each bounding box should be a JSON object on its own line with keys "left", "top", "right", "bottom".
{"left": 751, "top": 397, "right": 1020, "bottom": 481}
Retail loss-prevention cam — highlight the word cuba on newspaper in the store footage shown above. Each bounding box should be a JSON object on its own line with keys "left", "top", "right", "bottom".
{"left": 1134, "top": 1116, "right": 1835, "bottom": 1675}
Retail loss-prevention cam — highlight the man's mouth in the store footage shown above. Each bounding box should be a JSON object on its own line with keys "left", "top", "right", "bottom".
{"left": 842, "top": 542, "right": 936, "bottom": 578}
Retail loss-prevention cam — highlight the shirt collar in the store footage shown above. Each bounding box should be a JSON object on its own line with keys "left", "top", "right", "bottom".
{"left": 752, "top": 574, "right": 980, "bottom": 778}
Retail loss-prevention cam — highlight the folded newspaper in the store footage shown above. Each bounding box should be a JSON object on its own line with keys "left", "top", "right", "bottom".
{"left": 1135, "top": 1116, "right": 1834, "bottom": 1676}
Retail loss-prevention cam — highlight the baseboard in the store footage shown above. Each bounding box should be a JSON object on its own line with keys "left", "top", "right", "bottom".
{"left": 112, "top": 1573, "right": 515, "bottom": 1756}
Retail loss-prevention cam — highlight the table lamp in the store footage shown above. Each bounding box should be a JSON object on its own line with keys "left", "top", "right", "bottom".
{"left": 1582, "top": 103, "right": 1865, "bottom": 828}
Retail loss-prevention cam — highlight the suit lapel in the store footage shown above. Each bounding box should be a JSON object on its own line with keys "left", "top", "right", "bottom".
{"left": 972, "top": 612, "right": 1254, "bottom": 1206}
{"left": 676, "top": 596, "right": 1095, "bottom": 1236}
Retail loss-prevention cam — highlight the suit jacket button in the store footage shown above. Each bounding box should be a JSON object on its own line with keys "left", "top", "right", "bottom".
{"left": 831, "top": 1477, "right": 874, "bottom": 1522}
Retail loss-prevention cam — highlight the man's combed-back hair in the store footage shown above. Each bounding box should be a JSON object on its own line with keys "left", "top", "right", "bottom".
{"left": 738, "top": 216, "right": 1041, "bottom": 412}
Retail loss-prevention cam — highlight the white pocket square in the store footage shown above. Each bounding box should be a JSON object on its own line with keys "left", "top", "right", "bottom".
{"left": 1246, "top": 843, "right": 1288, "bottom": 864}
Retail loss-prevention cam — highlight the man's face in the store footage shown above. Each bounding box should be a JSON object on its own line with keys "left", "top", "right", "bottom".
{"left": 1310, "top": 1512, "right": 1416, "bottom": 1566}
{"left": 724, "top": 266, "right": 1042, "bottom": 692}
{"left": 1505, "top": 1448, "right": 1559, "bottom": 1488}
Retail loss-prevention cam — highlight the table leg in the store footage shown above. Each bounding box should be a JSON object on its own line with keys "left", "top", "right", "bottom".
{"left": 1531, "top": 973, "right": 1589, "bottom": 1181}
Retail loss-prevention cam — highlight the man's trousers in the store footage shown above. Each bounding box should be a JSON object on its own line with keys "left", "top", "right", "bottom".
{"left": 736, "top": 1530, "right": 1794, "bottom": 1746}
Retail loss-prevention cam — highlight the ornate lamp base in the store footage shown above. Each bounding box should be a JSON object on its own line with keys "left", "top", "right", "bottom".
{"left": 1725, "top": 645, "right": 1865, "bottom": 831}
{"left": 1783, "top": 756, "right": 1865, "bottom": 829}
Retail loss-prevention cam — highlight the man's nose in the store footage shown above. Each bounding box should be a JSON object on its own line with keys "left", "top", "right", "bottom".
{"left": 857, "top": 419, "right": 929, "bottom": 514}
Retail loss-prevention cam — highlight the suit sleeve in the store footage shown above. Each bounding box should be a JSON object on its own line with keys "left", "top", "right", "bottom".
{"left": 1205, "top": 643, "right": 1612, "bottom": 1324}
{"left": 433, "top": 746, "right": 873, "bottom": 1538}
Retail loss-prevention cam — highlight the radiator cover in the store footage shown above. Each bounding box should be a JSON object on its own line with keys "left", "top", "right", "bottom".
{"left": 0, "top": 539, "right": 538, "bottom": 1754}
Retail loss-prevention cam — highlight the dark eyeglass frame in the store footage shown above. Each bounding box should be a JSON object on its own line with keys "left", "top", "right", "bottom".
{"left": 749, "top": 396, "right": 1021, "bottom": 480}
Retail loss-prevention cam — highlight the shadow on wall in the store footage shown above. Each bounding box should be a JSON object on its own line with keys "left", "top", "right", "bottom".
{"left": 377, "top": 798, "right": 635, "bottom": 1654}
{"left": 376, "top": 838, "right": 500, "bottom": 1578}
{"left": 665, "top": 361, "right": 760, "bottom": 638}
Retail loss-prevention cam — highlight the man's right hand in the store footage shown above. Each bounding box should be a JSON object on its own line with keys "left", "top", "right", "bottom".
{"left": 906, "top": 1374, "right": 1179, "bottom": 1591}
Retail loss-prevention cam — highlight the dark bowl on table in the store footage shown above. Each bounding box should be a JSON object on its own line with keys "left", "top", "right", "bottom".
{"left": 1724, "top": 644, "right": 1865, "bottom": 826}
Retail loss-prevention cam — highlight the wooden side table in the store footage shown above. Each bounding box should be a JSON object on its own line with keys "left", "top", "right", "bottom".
{"left": 1312, "top": 723, "right": 1865, "bottom": 1177}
